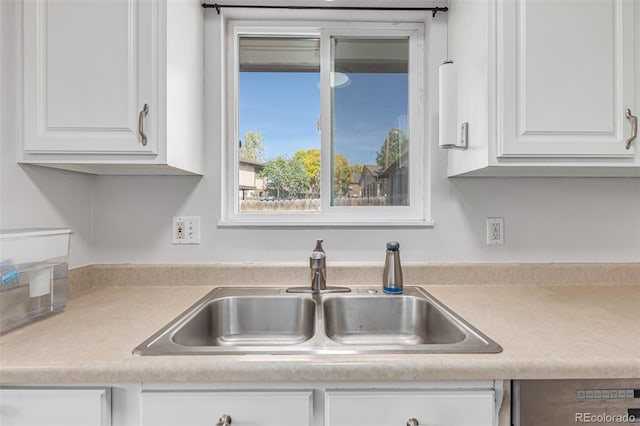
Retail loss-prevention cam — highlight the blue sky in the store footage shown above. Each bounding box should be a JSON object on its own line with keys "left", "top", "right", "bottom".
{"left": 239, "top": 72, "right": 408, "bottom": 165}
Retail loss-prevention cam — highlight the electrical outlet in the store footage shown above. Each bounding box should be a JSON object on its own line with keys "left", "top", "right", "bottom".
{"left": 486, "top": 217, "right": 504, "bottom": 245}
{"left": 172, "top": 216, "right": 200, "bottom": 245}
{"left": 175, "top": 220, "right": 185, "bottom": 240}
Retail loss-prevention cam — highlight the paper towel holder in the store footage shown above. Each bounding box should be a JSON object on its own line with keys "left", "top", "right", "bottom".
{"left": 438, "top": 59, "right": 468, "bottom": 150}
{"left": 440, "top": 122, "right": 468, "bottom": 150}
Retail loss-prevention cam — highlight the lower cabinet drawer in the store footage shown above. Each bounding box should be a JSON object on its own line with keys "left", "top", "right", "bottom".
{"left": 141, "top": 390, "right": 313, "bottom": 426}
{"left": 325, "top": 389, "right": 495, "bottom": 426}
{"left": 0, "top": 388, "right": 111, "bottom": 426}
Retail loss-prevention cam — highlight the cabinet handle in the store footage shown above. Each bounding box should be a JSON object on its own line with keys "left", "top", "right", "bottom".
{"left": 626, "top": 108, "right": 637, "bottom": 150}
{"left": 406, "top": 418, "right": 419, "bottom": 426}
{"left": 216, "top": 414, "right": 232, "bottom": 426}
{"left": 138, "top": 103, "right": 150, "bottom": 146}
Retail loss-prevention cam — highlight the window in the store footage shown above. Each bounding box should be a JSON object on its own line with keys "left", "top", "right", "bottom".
{"left": 222, "top": 13, "right": 428, "bottom": 226}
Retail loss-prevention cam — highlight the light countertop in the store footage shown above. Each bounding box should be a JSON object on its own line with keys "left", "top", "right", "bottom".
{"left": 0, "top": 284, "right": 638, "bottom": 384}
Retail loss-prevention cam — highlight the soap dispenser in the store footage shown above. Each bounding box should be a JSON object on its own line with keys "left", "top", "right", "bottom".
{"left": 382, "top": 241, "right": 403, "bottom": 294}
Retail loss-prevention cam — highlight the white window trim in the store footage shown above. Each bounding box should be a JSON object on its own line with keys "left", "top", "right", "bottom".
{"left": 219, "top": 10, "right": 432, "bottom": 227}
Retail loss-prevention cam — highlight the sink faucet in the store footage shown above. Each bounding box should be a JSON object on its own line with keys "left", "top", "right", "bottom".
{"left": 287, "top": 240, "right": 350, "bottom": 294}
{"left": 310, "top": 239, "right": 327, "bottom": 291}
{"left": 309, "top": 251, "right": 327, "bottom": 292}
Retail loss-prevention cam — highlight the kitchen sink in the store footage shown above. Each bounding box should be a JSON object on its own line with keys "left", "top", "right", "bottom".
{"left": 172, "top": 295, "right": 315, "bottom": 347}
{"left": 134, "top": 287, "right": 501, "bottom": 355}
{"left": 323, "top": 295, "right": 466, "bottom": 345}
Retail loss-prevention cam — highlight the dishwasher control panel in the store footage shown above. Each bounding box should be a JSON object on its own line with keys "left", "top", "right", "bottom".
{"left": 577, "top": 388, "right": 638, "bottom": 400}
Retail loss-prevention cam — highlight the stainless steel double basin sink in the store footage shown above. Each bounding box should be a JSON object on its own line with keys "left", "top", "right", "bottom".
{"left": 134, "top": 287, "right": 502, "bottom": 355}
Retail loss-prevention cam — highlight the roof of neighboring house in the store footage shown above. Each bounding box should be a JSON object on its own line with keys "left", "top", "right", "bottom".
{"left": 239, "top": 157, "right": 264, "bottom": 168}
{"left": 378, "top": 151, "right": 409, "bottom": 177}
{"left": 358, "top": 165, "right": 382, "bottom": 186}
{"left": 362, "top": 165, "right": 382, "bottom": 175}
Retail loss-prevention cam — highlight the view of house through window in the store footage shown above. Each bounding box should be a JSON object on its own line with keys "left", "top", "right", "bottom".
{"left": 331, "top": 37, "right": 409, "bottom": 207}
{"left": 238, "top": 36, "right": 321, "bottom": 212}
{"left": 236, "top": 34, "right": 410, "bottom": 213}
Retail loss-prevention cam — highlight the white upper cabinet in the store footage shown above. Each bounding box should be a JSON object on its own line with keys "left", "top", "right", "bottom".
{"left": 19, "top": 0, "right": 204, "bottom": 175}
{"left": 447, "top": 0, "right": 639, "bottom": 177}
{"left": 22, "top": 0, "right": 154, "bottom": 155}
{"left": 498, "top": 0, "right": 635, "bottom": 158}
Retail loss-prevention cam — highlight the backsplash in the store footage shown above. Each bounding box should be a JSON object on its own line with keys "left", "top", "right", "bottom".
{"left": 67, "top": 263, "right": 640, "bottom": 297}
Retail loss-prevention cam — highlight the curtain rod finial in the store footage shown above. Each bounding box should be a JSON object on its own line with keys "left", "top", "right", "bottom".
{"left": 432, "top": 7, "right": 448, "bottom": 18}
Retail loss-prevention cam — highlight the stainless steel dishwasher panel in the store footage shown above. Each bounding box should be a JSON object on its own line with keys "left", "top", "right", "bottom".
{"left": 514, "top": 379, "right": 640, "bottom": 426}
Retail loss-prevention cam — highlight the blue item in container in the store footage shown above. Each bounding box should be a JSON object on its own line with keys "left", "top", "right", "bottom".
{"left": 1, "top": 259, "right": 19, "bottom": 286}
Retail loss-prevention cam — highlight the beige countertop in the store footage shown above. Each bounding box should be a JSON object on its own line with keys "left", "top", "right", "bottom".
{"left": 1, "top": 282, "right": 638, "bottom": 384}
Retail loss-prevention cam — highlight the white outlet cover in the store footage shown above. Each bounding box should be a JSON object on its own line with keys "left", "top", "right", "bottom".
{"left": 172, "top": 216, "right": 201, "bottom": 245}
{"left": 486, "top": 217, "right": 504, "bottom": 245}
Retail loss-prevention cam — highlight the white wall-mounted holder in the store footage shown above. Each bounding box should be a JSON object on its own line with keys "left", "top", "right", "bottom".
{"left": 438, "top": 60, "right": 467, "bottom": 150}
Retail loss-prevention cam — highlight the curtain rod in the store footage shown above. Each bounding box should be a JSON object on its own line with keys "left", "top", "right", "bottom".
{"left": 201, "top": 3, "right": 448, "bottom": 18}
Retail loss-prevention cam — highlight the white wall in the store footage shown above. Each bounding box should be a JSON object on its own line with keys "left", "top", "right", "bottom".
{"left": 0, "top": 0, "right": 94, "bottom": 267}
{"left": 88, "top": 11, "right": 640, "bottom": 265}
{"left": 2, "top": 5, "right": 639, "bottom": 267}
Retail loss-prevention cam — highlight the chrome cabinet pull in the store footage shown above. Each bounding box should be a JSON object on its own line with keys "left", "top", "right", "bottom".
{"left": 406, "top": 418, "right": 419, "bottom": 426}
{"left": 138, "top": 103, "right": 150, "bottom": 146}
{"left": 216, "top": 414, "right": 232, "bottom": 426}
{"left": 626, "top": 108, "right": 637, "bottom": 150}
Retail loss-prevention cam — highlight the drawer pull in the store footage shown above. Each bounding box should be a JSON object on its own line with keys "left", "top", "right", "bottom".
{"left": 406, "top": 418, "right": 419, "bottom": 426}
{"left": 216, "top": 414, "right": 231, "bottom": 426}
{"left": 626, "top": 108, "right": 637, "bottom": 150}
{"left": 138, "top": 103, "right": 150, "bottom": 146}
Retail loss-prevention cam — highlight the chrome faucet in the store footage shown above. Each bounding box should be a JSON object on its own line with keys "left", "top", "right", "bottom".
{"left": 309, "top": 251, "right": 327, "bottom": 292}
{"left": 310, "top": 239, "right": 327, "bottom": 291}
{"left": 287, "top": 239, "right": 350, "bottom": 294}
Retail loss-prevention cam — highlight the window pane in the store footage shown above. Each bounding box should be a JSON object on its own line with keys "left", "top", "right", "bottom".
{"left": 331, "top": 37, "right": 410, "bottom": 207}
{"left": 238, "top": 37, "right": 321, "bottom": 213}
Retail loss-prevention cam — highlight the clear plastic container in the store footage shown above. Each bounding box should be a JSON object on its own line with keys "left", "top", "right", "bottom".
{"left": 0, "top": 228, "right": 71, "bottom": 333}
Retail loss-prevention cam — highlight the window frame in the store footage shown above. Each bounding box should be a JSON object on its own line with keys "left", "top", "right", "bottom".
{"left": 220, "top": 11, "right": 431, "bottom": 227}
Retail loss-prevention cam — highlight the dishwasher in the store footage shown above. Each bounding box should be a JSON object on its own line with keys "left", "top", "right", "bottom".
{"left": 513, "top": 379, "right": 640, "bottom": 425}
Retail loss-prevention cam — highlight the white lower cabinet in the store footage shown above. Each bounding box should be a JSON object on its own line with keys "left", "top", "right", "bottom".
{"left": 140, "top": 390, "right": 313, "bottom": 426}
{"left": 325, "top": 389, "right": 495, "bottom": 426}
{"left": 0, "top": 388, "right": 111, "bottom": 426}
{"left": 0, "top": 382, "right": 501, "bottom": 426}
{"left": 139, "top": 384, "right": 499, "bottom": 426}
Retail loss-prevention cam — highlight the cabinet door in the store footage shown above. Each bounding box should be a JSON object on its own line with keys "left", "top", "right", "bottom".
{"left": 325, "top": 389, "right": 495, "bottom": 426}
{"left": 22, "top": 0, "right": 156, "bottom": 154}
{"left": 498, "top": 0, "right": 636, "bottom": 158}
{"left": 0, "top": 388, "right": 110, "bottom": 426}
{"left": 141, "top": 390, "right": 313, "bottom": 426}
